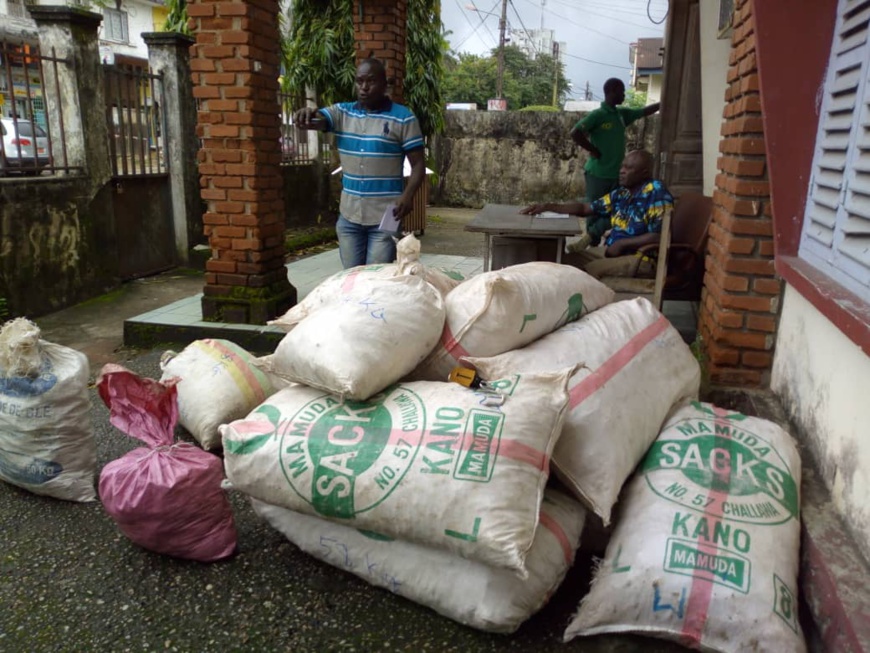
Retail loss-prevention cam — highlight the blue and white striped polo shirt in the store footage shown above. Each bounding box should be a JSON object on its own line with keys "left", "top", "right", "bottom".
{"left": 320, "top": 100, "right": 424, "bottom": 226}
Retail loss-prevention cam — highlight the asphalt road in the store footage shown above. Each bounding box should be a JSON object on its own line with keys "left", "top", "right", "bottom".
{"left": 0, "top": 349, "right": 688, "bottom": 653}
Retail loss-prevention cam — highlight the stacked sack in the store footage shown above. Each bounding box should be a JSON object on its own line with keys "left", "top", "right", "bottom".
{"left": 221, "top": 256, "right": 619, "bottom": 632}
{"left": 230, "top": 249, "right": 807, "bottom": 646}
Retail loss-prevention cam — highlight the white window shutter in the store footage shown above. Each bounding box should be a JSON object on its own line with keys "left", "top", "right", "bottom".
{"left": 800, "top": 0, "right": 870, "bottom": 299}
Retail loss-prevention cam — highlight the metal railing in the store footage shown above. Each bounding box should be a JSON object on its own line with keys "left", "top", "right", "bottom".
{"left": 103, "top": 63, "right": 168, "bottom": 177}
{"left": 278, "top": 91, "right": 331, "bottom": 165}
{"left": 0, "top": 39, "right": 80, "bottom": 177}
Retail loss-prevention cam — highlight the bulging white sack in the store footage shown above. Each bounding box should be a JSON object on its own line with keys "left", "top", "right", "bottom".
{"left": 0, "top": 318, "right": 95, "bottom": 501}
{"left": 159, "top": 339, "right": 281, "bottom": 450}
{"left": 268, "top": 234, "right": 460, "bottom": 331}
{"left": 251, "top": 487, "right": 586, "bottom": 633}
{"left": 410, "top": 262, "right": 615, "bottom": 382}
{"left": 268, "top": 275, "right": 446, "bottom": 401}
{"left": 222, "top": 364, "right": 574, "bottom": 576}
{"left": 564, "top": 400, "right": 806, "bottom": 653}
{"left": 464, "top": 297, "right": 700, "bottom": 525}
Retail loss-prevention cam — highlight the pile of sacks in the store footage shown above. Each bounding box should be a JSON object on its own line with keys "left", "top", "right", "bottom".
{"left": 0, "top": 234, "right": 808, "bottom": 651}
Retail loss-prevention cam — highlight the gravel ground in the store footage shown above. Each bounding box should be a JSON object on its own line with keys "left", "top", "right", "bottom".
{"left": 0, "top": 350, "right": 688, "bottom": 653}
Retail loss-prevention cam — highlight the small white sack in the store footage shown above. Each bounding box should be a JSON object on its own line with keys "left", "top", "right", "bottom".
{"left": 268, "top": 234, "right": 460, "bottom": 331}
{"left": 465, "top": 298, "right": 700, "bottom": 524}
{"left": 251, "top": 487, "right": 586, "bottom": 633}
{"left": 222, "top": 365, "right": 574, "bottom": 576}
{"left": 269, "top": 275, "right": 446, "bottom": 401}
{"left": 564, "top": 400, "right": 806, "bottom": 653}
{"left": 410, "top": 262, "right": 615, "bottom": 382}
{"left": 0, "top": 318, "right": 95, "bottom": 501}
{"left": 159, "top": 339, "right": 280, "bottom": 450}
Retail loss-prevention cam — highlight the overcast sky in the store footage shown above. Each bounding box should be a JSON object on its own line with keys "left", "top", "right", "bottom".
{"left": 440, "top": 0, "right": 668, "bottom": 102}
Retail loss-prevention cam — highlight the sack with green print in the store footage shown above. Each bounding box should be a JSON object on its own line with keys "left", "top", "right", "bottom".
{"left": 159, "top": 339, "right": 281, "bottom": 451}
{"left": 221, "top": 363, "right": 576, "bottom": 577}
{"left": 564, "top": 400, "right": 806, "bottom": 653}
{"left": 267, "top": 234, "right": 461, "bottom": 332}
{"left": 408, "top": 262, "right": 615, "bottom": 382}
{"left": 250, "top": 486, "right": 586, "bottom": 633}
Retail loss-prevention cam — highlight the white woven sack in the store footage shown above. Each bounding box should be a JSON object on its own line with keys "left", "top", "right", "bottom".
{"left": 268, "top": 275, "right": 446, "bottom": 401}
{"left": 221, "top": 364, "right": 574, "bottom": 576}
{"left": 251, "top": 487, "right": 586, "bottom": 633}
{"left": 564, "top": 400, "right": 806, "bottom": 652}
{"left": 0, "top": 319, "right": 95, "bottom": 501}
{"left": 159, "top": 339, "right": 280, "bottom": 450}
{"left": 410, "top": 262, "right": 615, "bottom": 382}
{"left": 464, "top": 297, "right": 700, "bottom": 525}
{"left": 268, "top": 235, "right": 460, "bottom": 331}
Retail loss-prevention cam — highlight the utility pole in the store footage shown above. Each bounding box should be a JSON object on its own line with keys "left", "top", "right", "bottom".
{"left": 584, "top": 80, "right": 592, "bottom": 100}
{"left": 552, "top": 41, "right": 559, "bottom": 107}
{"left": 495, "top": 0, "right": 508, "bottom": 100}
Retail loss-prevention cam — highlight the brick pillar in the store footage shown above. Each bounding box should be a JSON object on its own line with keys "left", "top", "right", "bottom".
{"left": 698, "top": 0, "right": 781, "bottom": 388}
{"left": 353, "top": 0, "right": 407, "bottom": 103}
{"left": 189, "top": 0, "right": 296, "bottom": 324}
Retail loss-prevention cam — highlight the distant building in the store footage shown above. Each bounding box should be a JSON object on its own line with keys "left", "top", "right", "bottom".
{"left": 446, "top": 103, "right": 478, "bottom": 111}
{"left": 629, "top": 37, "right": 664, "bottom": 103}
{"left": 510, "top": 27, "right": 566, "bottom": 62}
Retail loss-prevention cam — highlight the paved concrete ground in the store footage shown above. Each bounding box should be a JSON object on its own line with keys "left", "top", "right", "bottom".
{"left": 3, "top": 207, "right": 867, "bottom": 652}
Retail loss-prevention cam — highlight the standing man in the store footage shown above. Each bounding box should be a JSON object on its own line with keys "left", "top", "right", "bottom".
{"left": 569, "top": 78, "right": 660, "bottom": 250}
{"left": 294, "top": 58, "right": 426, "bottom": 268}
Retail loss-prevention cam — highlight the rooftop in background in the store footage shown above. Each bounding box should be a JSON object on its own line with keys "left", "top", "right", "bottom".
{"left": 631, "top": 37, "right": 664, "bottom": 72}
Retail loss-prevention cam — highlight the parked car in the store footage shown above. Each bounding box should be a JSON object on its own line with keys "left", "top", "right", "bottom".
{"left": 0, "top": 117, "right": 51, "bottom": 176}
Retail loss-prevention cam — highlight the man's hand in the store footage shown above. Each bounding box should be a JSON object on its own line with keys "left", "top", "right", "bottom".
{"left": 589, "top": 146, "right": 602, "bottom": 159}
{"left": 520, "top": 203, "right": 550, "bottom": 215}
{"left": 393, "top": 195, "right": 414, "bottom": 221}
{"left": 293, "top": 107, "right": 325, "bottom": 130}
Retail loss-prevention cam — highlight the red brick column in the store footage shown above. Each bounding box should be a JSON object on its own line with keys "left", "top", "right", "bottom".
{"left": 353, "top": 0, "right": 407, "bottom": 103}
{"left": 698, "top": 0, "right": 781, "bottom": 387}
{"left": 188, "top": 0, "right": 295, "bottom": 324}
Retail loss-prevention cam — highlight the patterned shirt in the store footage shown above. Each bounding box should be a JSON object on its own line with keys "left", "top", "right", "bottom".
{"left": 320, "top": 100, "right": 424, "bottom": 226}
{"left": 590, "top": 180, "right": 674, "bottom": 247}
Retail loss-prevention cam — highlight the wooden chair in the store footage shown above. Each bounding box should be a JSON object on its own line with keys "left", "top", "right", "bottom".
{"left": 598, "top": 192, "right": 713, "bottom": 309}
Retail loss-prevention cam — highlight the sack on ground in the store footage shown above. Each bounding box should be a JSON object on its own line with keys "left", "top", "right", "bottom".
{"left": 97, "top": 365, "right": 237, "bottom": 562}
{"left": 267, "top": 275, "right": 446, "bottom": 401}
{"left": 564, "top": 400, "right": 806, "bottom": 653}
{"left": 464, "top": 297, "right": 700, "bottom": 524}
{"left": 0, "top": 318, "right": 95, "bottom": 502}
{"left": 159, "top": 339, "right": 281, "bottom": 450}
{"left": 251, "top": 486, "right": 586, "bottom": 633}
{"left": 268, "top": 234, "right": 460, "bottom": 331}
{"left": 409, "top": 262, "right": 615, "bottom": 382}
{"left": 221, "top": 364, "right": 575, "bottom": 576}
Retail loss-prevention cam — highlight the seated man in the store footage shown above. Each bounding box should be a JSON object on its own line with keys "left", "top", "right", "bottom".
{"left": 521, "top": 149, "right": 673, "bottom": 279}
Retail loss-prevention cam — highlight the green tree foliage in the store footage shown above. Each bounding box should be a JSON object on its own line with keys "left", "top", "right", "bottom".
{"left": 625, "top": 88, "right": 649, "bottom": 109}
{"left": 281, "top": 0, "right": 356, "bottom": 107}
{"left": 405, "top": 1, "right": 446, "bottom": 136}
{"left": 443, "top": 45, "right": 570, "bottom": 110}
{"left": 280, "top": 0, "right": 445, "bottom": 137}
{"left": 162, "top": 0, "right": 191, "bottom": 35}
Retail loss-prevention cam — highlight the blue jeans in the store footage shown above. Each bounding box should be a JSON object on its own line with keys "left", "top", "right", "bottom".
{"left": 336, "top": 215, "right": 399, "bottom": 268}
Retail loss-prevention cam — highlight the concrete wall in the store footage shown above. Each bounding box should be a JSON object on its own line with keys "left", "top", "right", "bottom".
{"left": 699, "top": 2, "right": 731, "bottom": 196}
{"left": 0, "top": 177, "right": 119, "bottom": 317}
{"left": 432, "top": 111, "right": 658, "bottom": 208}
{"left": 772, "top": 286, "right": 870, "bottom": 561}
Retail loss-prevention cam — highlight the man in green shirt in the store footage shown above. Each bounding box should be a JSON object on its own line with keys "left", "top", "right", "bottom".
{"left": 570, "top": 78, "right": 660, "bottom": 249}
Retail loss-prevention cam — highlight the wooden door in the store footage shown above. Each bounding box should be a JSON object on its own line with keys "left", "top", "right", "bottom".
{"left": 656, "top": 0, "right": 704, "bottom": 199}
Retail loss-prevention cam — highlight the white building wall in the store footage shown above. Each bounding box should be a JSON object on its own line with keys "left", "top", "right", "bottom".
{"left": 698, "top": 2, "right": 731, "bottom": 196}
{"left": 96, "top": 0, "right": 161, "bottom": 61}
{"left": 771, "top": 285, "right": 870, "bottom": 560}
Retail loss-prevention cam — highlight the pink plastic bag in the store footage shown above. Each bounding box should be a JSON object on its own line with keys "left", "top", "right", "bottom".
{"left": 97, "top": 364, "right": 237, "bottom": 562}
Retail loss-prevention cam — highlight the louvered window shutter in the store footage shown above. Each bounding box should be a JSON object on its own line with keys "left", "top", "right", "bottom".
{"left": 800, "top": 0, "right": 870, "bottom": 299}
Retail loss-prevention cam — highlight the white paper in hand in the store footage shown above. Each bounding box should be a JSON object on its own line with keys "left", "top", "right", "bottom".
{"left": 536, "top": 211, "right": 573, "bottom": 219}
{"left": 379, "top": 204, "right": 401, "bottom": 232}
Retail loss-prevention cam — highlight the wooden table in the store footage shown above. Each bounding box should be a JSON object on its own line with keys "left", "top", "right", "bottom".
{"left": 464, "top": 203, "right": 583, "bottom": 271}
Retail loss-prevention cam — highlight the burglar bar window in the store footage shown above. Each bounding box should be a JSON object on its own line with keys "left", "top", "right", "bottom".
{"left": 103, "top": 8, "right": 129, "bottom": 44}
